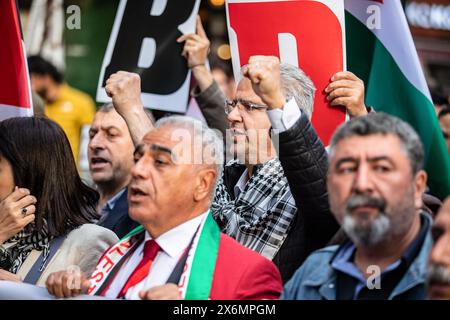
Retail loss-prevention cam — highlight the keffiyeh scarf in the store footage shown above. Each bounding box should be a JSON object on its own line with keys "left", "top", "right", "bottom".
{"left": 212, "top": 158, "right": 297, "bottom": 260}
{"left": 0, "top": 224, "right": 52, "bottom": 274}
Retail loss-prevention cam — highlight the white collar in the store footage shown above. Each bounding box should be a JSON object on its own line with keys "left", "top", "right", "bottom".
{"left": 234, "top": 168, "right": 249, "bottom": 198}
{"left": 144, "top": 212, "right": 207, "bottom": 259}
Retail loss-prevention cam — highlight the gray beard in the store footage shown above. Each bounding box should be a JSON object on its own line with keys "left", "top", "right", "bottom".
{"left": 342, "top": 213, "right": 391, "bottom": 247}
{"left": 427, "top": 263, "right": 450, "bottom": 287}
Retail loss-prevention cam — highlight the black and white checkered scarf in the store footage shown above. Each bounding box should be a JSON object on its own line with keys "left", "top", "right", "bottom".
{"left": 212, "top": 158, "right": 297, "bottom": 260}
{"left": 0, "top": 224, "right": 51, "bottom": 274}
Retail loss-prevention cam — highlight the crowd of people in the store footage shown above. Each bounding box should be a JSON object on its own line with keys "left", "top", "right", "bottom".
{"left": 1, "top": 16, "right": 450, "bottom": 300}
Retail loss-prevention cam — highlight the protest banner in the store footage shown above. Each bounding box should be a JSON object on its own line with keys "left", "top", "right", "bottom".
{"left": 0, "top": 0, "right": 33, "bottom": 120}
{"left": 226, "top": 0, "right": 346, "bottom": 145}
{"left": 97, "top": 0, "right": 201, "bottom": 113}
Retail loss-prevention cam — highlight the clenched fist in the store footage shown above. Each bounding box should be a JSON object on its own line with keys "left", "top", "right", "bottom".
{"left": 105, "top": 71, "right": 144, "bottom": 117}
{"left": 242, "top": 56, "right": 286, "bottom": 109}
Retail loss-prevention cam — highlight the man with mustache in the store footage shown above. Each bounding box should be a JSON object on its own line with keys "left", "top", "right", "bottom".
{"left": 427, "top": 197, "right": 450, "bottom": 299}
{"left": 88, "top": 104, "right": 139, "bottom": 238}
{"left": 99, "top": 59, "right": 340, "bottom": 283}
{"left": 45, "top": 116, "right": 282, "bottom": 300}
{"left": 282, "top": 113, "right": 433, "bottom": 300}
{"left": 178, "top": 17, "right": 371, "bottom": 282}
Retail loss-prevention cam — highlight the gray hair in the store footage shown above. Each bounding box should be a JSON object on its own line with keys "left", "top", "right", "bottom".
{"left": 97, "top": 103, "right": 115, "bottom": 113}
{"left": 329, "top": 112, "right": 424, "bottom": 175}
{"left": 279, "top": 63, "right": 316, "bottom": 120}
{"left": 155, "top": 116, "right": 224, "bottom": 195}
{"left": 98, "top": 103, "right": 155, "bottom": 124}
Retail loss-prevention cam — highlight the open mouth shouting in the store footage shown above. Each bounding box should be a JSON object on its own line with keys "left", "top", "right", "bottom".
{"left": 128, "top": 185, "right": 149, "bottom": 203}
{"left": 89, "top": 156, "right": 110, "bottom": 171}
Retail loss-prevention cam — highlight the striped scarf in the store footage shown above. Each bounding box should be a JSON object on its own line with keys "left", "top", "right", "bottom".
{"left": 0, "top": 223, "right": 52, "bottom": 273}
{"left": 89, "top": 212, "right": 221, "bottom": 299}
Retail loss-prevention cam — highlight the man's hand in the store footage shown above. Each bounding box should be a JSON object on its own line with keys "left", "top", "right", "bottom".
{"left": 325, "top": 71, "right": 368, "bottom": 117}
{"left": 104, "top": 71, "right": 153, "bottom": 146}
{"left": 105, "top": 71, "right": 144, "bottom": 117}
{"left": 46, "top": 270, "right": 90, "bottom": 298}
{"left": 0, "top": 187, "right": 36, "bottom": 245}
{"left": 177, "top": 15, "right": 210, "bottom": 70}
{"left": 177, "top": 15, "right": 213, "bottom": 92}
{"left": 0, "top": 269, "right": 22, "bottom": 282}
{"left": 139, "top": 284, "right": 182, "bottom": 300}
{"left": 242, "top": 56, "right": 285, "bottom": 109}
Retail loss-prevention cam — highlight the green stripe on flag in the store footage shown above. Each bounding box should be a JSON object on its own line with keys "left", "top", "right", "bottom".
{"left": 185, "top": 213, "right": 220, "bottom": 300}
{"left": 121, "top": 225, "right": 144, "bottom": 240}
{"left": 345, "top": 11, "right": 450, "bottom": 199}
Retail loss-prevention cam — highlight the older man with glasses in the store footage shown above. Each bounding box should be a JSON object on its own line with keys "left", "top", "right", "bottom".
{"left": 105, "top": 17, "right": 368, "bottom": 282}
{"left": 104, "top": 58, "right": 341, "bottom": 283}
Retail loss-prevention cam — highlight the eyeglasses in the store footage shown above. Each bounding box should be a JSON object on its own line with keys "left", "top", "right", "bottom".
{"left": 224, "top": 99, "right": 268, "bottom": 115}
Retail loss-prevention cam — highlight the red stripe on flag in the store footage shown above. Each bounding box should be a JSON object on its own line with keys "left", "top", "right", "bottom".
{"left": 0, "top": 0, "right": 32, "bottom": 109}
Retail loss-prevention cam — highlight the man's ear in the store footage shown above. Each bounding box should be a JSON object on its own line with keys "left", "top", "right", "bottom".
{"left": 193, "top": 167, "right": 217, "bottom": 202}
{"left": 413, "top": 170, "right": 427, "bottom": 210}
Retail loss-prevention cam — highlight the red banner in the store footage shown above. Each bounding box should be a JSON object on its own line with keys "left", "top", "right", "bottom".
{"left": 0, "top": 0, "right": 32, "bottom": 115}
{"left": 227, "top": 0, "right": 346, "bottom": 145}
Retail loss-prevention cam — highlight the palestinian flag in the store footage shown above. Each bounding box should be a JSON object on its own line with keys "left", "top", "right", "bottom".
{"left": 345, "top": 0, "right": 450, "bottom": 199}
{"left": 0, "top": 0, "right": 33, "bottom": 120}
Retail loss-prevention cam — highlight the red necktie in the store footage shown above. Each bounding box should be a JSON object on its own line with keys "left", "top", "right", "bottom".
{"left": 117, "top": 239, "right": 160, "bottom": 298}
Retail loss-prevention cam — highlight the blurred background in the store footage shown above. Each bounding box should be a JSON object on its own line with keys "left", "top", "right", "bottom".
{"left": 18, "top": 0, "right": 235, "bottom": 102}
{"left": 17, "top": 0, "right": 450, "bottom": 104}
{"left": 15, "top": 0, "right": 450, "bottom": 184}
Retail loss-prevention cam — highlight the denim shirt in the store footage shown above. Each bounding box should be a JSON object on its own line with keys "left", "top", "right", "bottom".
{"left": 281, "top": 213, "right": 433, "bottom": 300}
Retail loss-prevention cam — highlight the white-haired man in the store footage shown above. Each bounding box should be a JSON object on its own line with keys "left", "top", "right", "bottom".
{"left": 46, "top": 116, "right": 282, "bottom": 300}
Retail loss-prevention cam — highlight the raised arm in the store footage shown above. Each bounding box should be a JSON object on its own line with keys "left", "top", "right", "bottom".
{"left": 178, "top": 15, "right": 228, "bottom": 137}
{"left": 105, "top": 71, "right": 153, "bottom": 145}
{"left": 243, "top": 56, "right": 339, "bottom": 253}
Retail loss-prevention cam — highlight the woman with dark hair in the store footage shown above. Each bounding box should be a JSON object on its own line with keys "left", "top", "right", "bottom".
{"left": 0, "top": 117, "right": 118, "bottom": 286}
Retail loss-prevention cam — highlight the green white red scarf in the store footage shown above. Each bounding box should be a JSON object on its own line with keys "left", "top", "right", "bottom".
{"left": 88, "top": 212, "right": 220, "bottom": 299}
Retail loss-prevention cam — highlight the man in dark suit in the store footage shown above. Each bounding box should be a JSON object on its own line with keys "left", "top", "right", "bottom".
{"left": 88, "top": 104, "right": 139, "bottom": 238}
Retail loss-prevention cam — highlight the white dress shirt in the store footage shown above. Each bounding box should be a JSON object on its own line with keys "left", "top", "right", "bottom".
{"left": 266, "top": 98, "right": 302, "bottom": 132}
{"left": 104, "top": 213, "right": 207, "bottom": 299}
{"left": 234, "top": 168, "right": 249, "bottom": 198}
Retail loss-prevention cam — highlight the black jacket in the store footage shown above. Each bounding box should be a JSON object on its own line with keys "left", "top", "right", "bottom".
{"left": 97, "top": 188, "right": 139, "bottom": 239}
{"left": 194, "top": 81, "right": 339, "bottom": 282}
{"left": 273, "top": 113, "right": 339, "bottom": 281}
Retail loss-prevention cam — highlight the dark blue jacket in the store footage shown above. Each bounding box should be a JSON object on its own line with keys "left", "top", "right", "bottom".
{"left": 97, "top": 188, "right": 139, "bottom": 239}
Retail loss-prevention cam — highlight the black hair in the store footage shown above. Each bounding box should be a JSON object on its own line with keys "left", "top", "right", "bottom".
{"left": 329, "top": 112, "right": 424, "bottom": 176}
{"left": 98, "top": 103, "right": 155, "bottom": 124}
{"left": 438, "top": 105, "right": 450, "bottom": 120}
{"left": 0, "top": 117, "right": 99, "bottom": 237}
{"left": 431, "top": 89, "right": 448, "bottom": 106}
{"left": 27, "top": 55, "right": 64, "bottom": 84}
